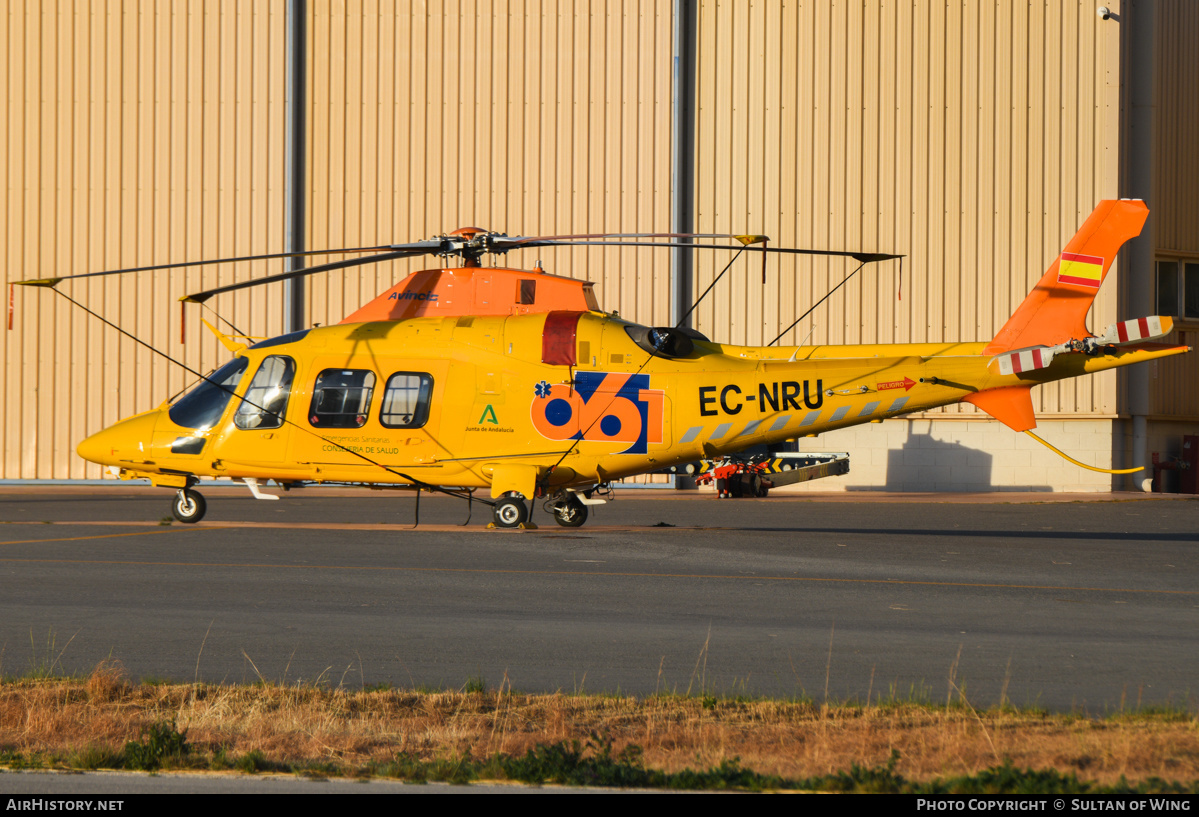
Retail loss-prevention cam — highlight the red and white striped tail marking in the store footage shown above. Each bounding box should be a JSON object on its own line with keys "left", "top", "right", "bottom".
{"left": 994, "top": 347, "right": 1056, "bottom": 377}
{"left": 1098, "top": 315, "right": 1171, "bottom": 345}
{"left": 992, "top": 316, "right": 1174, "bottom": 377}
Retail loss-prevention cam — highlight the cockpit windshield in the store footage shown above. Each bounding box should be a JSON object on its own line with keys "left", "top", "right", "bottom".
{"left": 167, "top": 357, "right": 249, "bottom": 431}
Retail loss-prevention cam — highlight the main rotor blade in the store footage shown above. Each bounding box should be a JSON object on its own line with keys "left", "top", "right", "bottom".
{"left": 181, "top": 249, "right": 425, "bottom": 304}
{"left": 498, "top": 232, "right": 750, "bottom": 243}
{"left": 10, "top": 244, "right": 444, "bottom": 289}
{"left": 496, "top": 238, "right": 901, "bottom": 264}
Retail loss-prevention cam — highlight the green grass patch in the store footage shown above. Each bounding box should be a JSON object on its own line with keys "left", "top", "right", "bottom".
{"left": 123, "top": 720, "right": 189, "bottom": 771}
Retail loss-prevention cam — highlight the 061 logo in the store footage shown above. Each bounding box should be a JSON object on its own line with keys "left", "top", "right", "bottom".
{"left": 531, "top": 372, "right": 663, "bottom": 454}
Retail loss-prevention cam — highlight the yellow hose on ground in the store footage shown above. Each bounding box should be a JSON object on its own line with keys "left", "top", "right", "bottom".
{"left": 1023, "top": 429, "right": 1144, "bottom": 475}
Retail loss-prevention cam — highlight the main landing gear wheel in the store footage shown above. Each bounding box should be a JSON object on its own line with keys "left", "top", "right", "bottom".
{"left": 172, "top": 488, "right": 206, "bottom": 523}
{"left": 552, "top": 495, "right": 589, "bottom": 528}
{"left": 493, "top": 496, "right": 529, "bottom": 528}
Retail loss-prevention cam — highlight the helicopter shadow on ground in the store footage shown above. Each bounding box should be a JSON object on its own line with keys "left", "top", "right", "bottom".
{"left": 849, "top": 422, "right": 1052, "bottom": 493}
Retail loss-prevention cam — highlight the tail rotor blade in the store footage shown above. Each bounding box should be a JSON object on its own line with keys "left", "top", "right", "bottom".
{"left": 1095, "top": 315, "right": 1173, "bottom": 346}
{"left": 990, "top": 316, "right": 1175, "bottom": 377}
{"left": 991, "top": 346, "right": 1057, "bottom": 376}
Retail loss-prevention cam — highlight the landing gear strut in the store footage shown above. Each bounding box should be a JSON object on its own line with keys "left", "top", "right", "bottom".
{"left": 172, "top": 488, "right": 206, "bottom": 523}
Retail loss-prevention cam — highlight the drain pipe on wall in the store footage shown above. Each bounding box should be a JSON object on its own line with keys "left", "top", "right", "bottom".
{"left": 283, "top": 0, "right": 306, "bottom": 335}
{"left": 670, "top": 0, "right": 697, "bottom": 490}
{"left": 1132, "top": 415, "right": 1151, "bottom": 492}
{"left": 1122, "top": 0, "right": 1155, "bottom": 492}
{"left": 670, "top": 0, "right": 696, "bottom": 334}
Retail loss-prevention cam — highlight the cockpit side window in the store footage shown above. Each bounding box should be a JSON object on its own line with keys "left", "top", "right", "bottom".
{"left": 309, "top": 369, "right": 376, "bottom": 428}
{"left": 234, "top": 356, "right": 296, "bottom": 430}
{"left": 379, "top": 373, "right": 433, "bottom": 428}
{"left": 167, "top": 357, "right": 250, "bottom": 431}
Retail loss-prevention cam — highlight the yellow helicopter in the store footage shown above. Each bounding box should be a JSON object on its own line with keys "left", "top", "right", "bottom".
{"left": 15, "top": 199, "right": 1189, "bottom": 528}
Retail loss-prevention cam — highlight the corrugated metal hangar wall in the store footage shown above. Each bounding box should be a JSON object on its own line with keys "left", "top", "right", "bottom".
{"left": 2, "top": 1, "right": 1196, "bottom": 488}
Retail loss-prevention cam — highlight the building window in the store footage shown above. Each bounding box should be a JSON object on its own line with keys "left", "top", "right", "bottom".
{"left": 235, "top": 356, "right": 296, "bottom": 430}
{"left": 380, "top": 373, "right": 433, "bottom": 428}
{"left": 1156, "top": 260, "right": 1199, "bottom": 319}
{"left": 309, "top": 369, "right": 376, "bottom": 428}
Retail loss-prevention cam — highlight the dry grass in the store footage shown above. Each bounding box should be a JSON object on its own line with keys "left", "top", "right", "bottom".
{"left": 1, "top": 662, "right": 1196, "bottom": 786}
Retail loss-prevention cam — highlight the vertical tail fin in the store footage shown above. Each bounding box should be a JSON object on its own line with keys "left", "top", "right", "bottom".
{"left": 966, "top": 200, "right": 1149, "bottom": 431}
{"left": 983, "top": 200, "right": 1149, "bottom": 355}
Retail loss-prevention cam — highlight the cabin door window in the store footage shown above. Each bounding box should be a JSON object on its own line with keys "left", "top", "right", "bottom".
{"left": 379, "top": 373, "right": 434, "bottom": 428}
{"left": 309, "top": 369, "right": 377, "bottom": 428}
{"left": 234, "top": 356, "right": 296, "bottom": 430}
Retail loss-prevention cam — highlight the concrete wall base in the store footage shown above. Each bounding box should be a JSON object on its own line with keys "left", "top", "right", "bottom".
{"left": 782, "top": 418, "right": 1123, "bottom": 493}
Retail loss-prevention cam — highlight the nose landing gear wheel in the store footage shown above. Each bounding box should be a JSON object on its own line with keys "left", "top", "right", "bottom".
{"left": 552, "top": 495, "right": 589, "bottom": 528}
{"left": 172, "top": 488, "right": 207, "bottom": 523}
{"left": 493, "top": 496, "right": 529, "bottom": 528}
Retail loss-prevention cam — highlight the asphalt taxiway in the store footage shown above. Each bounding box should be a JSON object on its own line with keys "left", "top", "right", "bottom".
{"left": 1, "top": 486, "right": 1196, "bottom": 711}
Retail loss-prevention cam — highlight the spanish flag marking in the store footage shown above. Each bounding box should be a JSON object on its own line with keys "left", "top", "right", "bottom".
{"left": 1057, "top": 252, "right": 1104, "bottom": 289}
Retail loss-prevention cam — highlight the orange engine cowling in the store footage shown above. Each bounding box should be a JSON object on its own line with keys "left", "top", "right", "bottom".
{"left": 340, "top": 266, "right": 600, "bottom": 323}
